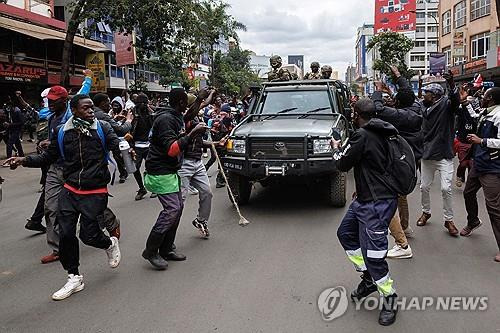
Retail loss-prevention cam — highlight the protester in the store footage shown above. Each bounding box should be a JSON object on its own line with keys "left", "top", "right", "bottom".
{"left": 179, "top": 89, "right": 214, "bottom": 239}
{"left": 5, "top": 94, "right": 122, "bottom": 300}
{"left": 418, "top": 72, "right": 461, "bottom": 237}
{"left": 372, "top": 65, "right": 423, "bottom": 259}
{"left": 3, "top": 95, "right": 25, "bottom": 158}
{"left": 460, "top": 87, "right": 500, "bottom": 262}
{"left": 127, "top": 93, "right": 154, "bottom": 200}
{"left": 333, "top": 98, "right": 399, "bottom": 326}
{"left": 92, "top": 93, "right": 133, "bottom": 184}
{"left": 142, "top": 88, "right": 206, "bottom": 270}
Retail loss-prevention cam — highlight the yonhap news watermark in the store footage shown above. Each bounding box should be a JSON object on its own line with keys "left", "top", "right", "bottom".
{"left": 317, "top": 286, "right": 489, "bottom": 321}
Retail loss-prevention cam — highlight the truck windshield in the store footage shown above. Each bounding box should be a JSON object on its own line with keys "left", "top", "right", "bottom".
{"left": 258, "top": 90, "right": 333, "bottom": 115}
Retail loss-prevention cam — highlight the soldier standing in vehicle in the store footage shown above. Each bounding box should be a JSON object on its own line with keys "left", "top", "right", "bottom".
{"left": 304, "top": 62, "right": 322, "bottom": 80}
{"left": 321, "top": 65, "right": 333, "bottom": 79}
{"left": 267, "top": 55, "right": 292, "bottom": 82}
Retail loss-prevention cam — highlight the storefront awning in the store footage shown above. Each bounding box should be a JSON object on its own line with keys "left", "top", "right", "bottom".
{"left": 0, "top": 16, "right": 109, "bottom": 52}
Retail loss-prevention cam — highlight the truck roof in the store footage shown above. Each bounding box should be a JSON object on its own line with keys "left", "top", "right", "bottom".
{"left": 262, "top": 79, "right": 346, "bottom": 87}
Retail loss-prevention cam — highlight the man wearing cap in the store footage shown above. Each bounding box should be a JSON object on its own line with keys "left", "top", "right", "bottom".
{"left": 30, "top": 70, "right": 93, "bottom": 264}
{"left": 179, "top": 89, "right": 215, "bottom": 238}
{"left": 418, "top": 72, "right": 461, "bottom": 236}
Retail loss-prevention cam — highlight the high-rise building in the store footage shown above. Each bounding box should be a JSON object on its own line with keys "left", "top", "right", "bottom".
{"left": 439, "top": 0, "right": 500, "bottom": 83}
{"left": 355, "top": 24, "right": 375, "bottom": 95}
{"left": 409, "top": 0, "right": 440, "bottom": 74}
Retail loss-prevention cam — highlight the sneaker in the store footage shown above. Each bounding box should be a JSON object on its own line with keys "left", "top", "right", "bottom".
{"left": 387, "top": 244, "right": 413, "bottom": 259}
{"left": 460, "top": 221, "right": 483, "bottom": 237}
{"left": 135, "top": 189, "right": 147, "bottom": 201}
{"left": 403, "top": 226, "right": 414, "bottom": 238}
{"left": 203, "top": 153, "right": 209, "bottom": 158}
{"left": 25, "top": 219, "right": 46, "bottom": 233}
{"left": 199, "top": 220, "right": 210, "bottom": 239}
{"left": 110, "top": 225, "right": 121, "bottom": 240}
{"left": 41, "top": 252, "right": 59, "bottom": 264}
{"left": 188, "top": 186, "right": 199, "bottom": 195}
{"left": 456, "top": 178, "right": 463, "bottom": 187}
{"left": 416, "top": 212, "right": 431, "bottom": 227}
{"left": 51, "top": 274, "right": 84, "bottom": 301}
{"left": 105, "top": 236, "right": 121, "bottom": 268}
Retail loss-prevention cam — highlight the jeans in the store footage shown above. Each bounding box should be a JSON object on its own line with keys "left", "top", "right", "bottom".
{"left": 464, "top": 170, "right": 500, "bottom": 251}
{"left": 6, "top": 130, "right": 24, "bottom": 158}
{"left": 57, "top": 188, "right": 111, "bottom": 275}
{"left": 337, "top": 198, "right": 398, "bottom": 296}
{"left": 420, "top": 159, "right": 454, "bottom": 221}
{"left": 179, "top": 158, "right": 213, "bottom": 222}
{"left": 133, "top": 147, "right": 149, "bottom": 190}
{"left": 44, "top": 164, "right": 64, "bottom": 252}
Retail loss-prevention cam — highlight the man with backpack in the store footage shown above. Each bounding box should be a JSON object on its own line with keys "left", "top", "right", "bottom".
{"left": 5, "top": 94, "right": 122, "bottom": 301}
{"left": 333, "top": 98, "right": 416, "bottom": 326}
{"left": 371, "top": 66, "right": 423, "bottom": 259}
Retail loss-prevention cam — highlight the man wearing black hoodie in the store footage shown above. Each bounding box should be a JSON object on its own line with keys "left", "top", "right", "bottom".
{"left": 333, "top": 98, "right": 399, "bottom": 326}
{"left": 371, "top": 66, "right": 423, "bottom": 259}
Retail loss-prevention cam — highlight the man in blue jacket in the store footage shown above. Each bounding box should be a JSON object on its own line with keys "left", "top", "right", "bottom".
{"left": 460, "top": 87, "right": 500, "bottom": 263}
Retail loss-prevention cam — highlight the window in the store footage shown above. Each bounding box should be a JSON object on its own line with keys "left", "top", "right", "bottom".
{"left": 471, "top": 0, "right": 490, "bottom": 20}
{"left": 416, "top": 26, "right": 425, "bottom": 33}
{"left": 443, "top": 47, "right": 452, "bottom": 67}
{"left": 411, "top": 55, "right": 425, "bottom": 62}
{"left": 471, "top": 32, "right": 490, "bottom": 59}
{"left": 454, "top": 1, "right": 467, "bottom": 28}
{"left": 428, "top": 26, "right": 437, "bottom": 33}
{"left": 415, "top": 41, "right": 425, "bottom": 47}
{"left": 455, "top": 57, "right": 466, "bottom": 66}
{"left": 442, "top": 11, "right": 451, "bottom": 35}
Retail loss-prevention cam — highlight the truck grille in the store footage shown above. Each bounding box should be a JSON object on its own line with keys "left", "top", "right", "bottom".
{"left": 250, "top": 139, "right": 305, "bottom": 159}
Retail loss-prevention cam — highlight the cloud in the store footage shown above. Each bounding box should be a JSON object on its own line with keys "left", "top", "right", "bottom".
{"left": 227, "top": 0, "right": 375, "bottom": 77}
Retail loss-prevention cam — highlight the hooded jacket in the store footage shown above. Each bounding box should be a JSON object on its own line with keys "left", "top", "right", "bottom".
{"left": 372, "top": 91, "right": 423, "bottom": 162}
{"left": 333, "top": 118, "right": 399, "bottom": 202}
{"left": 94, "top": 106, "right": 131, "bottom": 137}
{"left": 23, "top": 118, "right": 120, "bottom": 190}
{"left": 422, "top": 88, "right": 460, "bottom": 160}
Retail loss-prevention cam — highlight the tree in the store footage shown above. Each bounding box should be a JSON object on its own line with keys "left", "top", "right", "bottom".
{"left": 367, "top": 32, "right": 414, "bottom": 81}
{"left": 211, "top": 48, "right": 259, "bottom": 96}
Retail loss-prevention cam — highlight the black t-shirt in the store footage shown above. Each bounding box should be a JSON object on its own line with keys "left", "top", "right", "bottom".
{"left": 184, "top": 117, "right": 204, "bottom": 160}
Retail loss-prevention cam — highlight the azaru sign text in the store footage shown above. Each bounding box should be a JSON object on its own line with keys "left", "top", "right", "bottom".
{"left": 0, "top": 63, "right": 48, "bottom": 83}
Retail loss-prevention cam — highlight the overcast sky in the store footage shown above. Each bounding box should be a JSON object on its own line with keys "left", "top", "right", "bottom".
{"left": 227, "top": 0, "right": 375, "bottom": 76}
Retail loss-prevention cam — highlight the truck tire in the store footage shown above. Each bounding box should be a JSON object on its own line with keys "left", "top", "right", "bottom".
{"left": 227, "top": 172, "right": 252, "bottom": 205}
{"left": 328, "top": 172, "right": 347, "bottom": 207}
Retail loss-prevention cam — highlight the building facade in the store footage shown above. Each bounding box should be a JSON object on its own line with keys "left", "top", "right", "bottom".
{"left": 410, "top": 0, "right": 440, "bottom": 74}
{"left": 439, "top": 0, "right": 500, "bottom": 82}
{"left": 355, "top": 24, "right": 375, "bottom": 96}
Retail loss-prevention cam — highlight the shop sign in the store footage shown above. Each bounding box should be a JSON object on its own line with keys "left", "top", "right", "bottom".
{"left": 0, "top": 63, "right": 48, "bottom": 83}
{"left": 464, "top": 58, "right": 487, "bottom": 74}
{"left": 85, "top": 53, "right": 107, "bottom": 93}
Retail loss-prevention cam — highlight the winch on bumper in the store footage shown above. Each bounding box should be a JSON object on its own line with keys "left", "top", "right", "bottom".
{"left": 222, "top": 156, "right": 337, "bottom": 178}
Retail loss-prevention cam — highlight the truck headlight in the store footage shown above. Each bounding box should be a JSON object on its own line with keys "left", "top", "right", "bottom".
{"left": 313, "top": 139, "right": 332, "bottom": 154}
{"left": 227, "top": 139, "right": 246, "bottom": 154}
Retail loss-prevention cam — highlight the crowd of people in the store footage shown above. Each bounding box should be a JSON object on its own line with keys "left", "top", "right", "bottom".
{"left": 332, "top": 65, "right": 500, "bottom": 325}
{"left": 1, "top": 65, "right": 499, "bottom": 327}
{"left": 0, "top": 69, "right": 248, "bottom": 300}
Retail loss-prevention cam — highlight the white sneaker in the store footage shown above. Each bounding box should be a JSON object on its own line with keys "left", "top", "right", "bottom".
{"left": 106, "top": 236, "right": 121, "bottom": 268}
{"left": 52, "top": 274, "right": 84, "bottom": 301}
{"left": 203, "top": 153, "right": 209, "bottom": 158}
{"left": 387, "top": 244, "right": 413, "bottom": 259}
{"left": 188, "top": 186, "right": 199, "bottom": 195}
{"left": 404, "top": 226, "right": 414, "bottom": 238}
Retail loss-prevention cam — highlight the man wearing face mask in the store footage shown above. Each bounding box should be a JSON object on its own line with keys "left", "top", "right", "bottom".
{"left": 417, "top": 72, "right": 461, "bottom": 236}
{"left": 5, "top": 94, "right": 122, "bottom": 300}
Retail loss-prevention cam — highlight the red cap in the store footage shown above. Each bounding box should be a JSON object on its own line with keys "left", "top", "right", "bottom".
{"left": 47, "top": 86, "right": 69, "bottom": 101}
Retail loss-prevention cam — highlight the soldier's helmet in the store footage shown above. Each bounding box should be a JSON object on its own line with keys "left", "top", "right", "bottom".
{"left": 321, "top": 65, "right": 333, "bottom": 73}
{"left": 270, "top": 55, "right": 282, "bottom": 65}
{"left": 311, "top": 62, "right": 320, "bottom": 69}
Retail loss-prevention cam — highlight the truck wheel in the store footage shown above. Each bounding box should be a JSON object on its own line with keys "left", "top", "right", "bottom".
{"left": 328, "top": 172, "right": 347, "bottom": 207}
{"left": 227, "top": 172, "right": 252, "bottom": 205}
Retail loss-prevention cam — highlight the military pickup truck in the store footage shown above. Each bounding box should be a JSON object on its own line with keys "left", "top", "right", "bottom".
{"left": 222, "top": 79, "right": 352, "bottom": 206}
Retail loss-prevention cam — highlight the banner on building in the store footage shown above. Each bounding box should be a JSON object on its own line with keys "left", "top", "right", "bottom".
{"left": 374, "top": 0, "right": 416, "bottom": 35}
{"left": 0, "top": 63, "right": 47, "bottom": 84}
{"left": 114, "top": 32, "right": 137, "bottom": 67}
{"left": 288, "top": 55, "right": 304, "bottom": 74}
{"left": 429, "top": 53, "right": 446, "bottom": 75}
{"left": 85, "top": 53, "right": 107, "bottom": 93}
{"left": 453, "top": 30, "right": 465, "bottom": 57}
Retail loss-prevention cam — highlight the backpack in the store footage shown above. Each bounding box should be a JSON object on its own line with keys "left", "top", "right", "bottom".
{"left": 382, "top": 135, "right": 417, "bottom": 196}
{"left": 57, "top": 120, "right": 116, "bottom": 184}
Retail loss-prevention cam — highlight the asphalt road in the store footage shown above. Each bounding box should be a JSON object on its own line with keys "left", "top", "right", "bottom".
{"left": 0, "top": 144, "right": 499, "bottom": 332}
